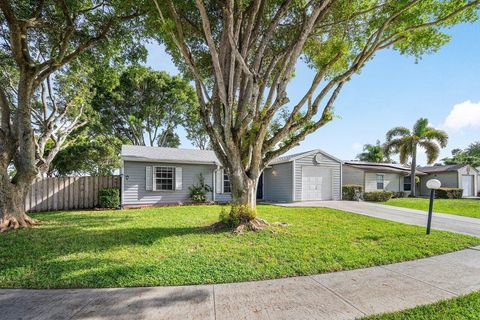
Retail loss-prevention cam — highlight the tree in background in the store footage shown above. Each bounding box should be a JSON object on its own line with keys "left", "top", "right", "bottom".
{"left": 356, "top": 140, "right": 391, "bottom": 163}
{"left": 93, "top": 66, "right": 200, "bottom": 148}
{"left": 384, "top": 118, "right": 448, "bottom": 197}
{"left": 0, "top": 0, "right": 145, "bottom": 231}
{"left": 443, "top": 142, "right": 480, "bottom": 167}
{"left": 151, "top": 0, "right": 479, "bottom": 225}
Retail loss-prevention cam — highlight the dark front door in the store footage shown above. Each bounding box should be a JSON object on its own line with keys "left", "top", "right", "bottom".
{"left": 256, "top": 173, "right": 264, "bottom": 199}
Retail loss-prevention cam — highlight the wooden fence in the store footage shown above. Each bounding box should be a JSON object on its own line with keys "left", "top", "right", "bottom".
{"left": 25, "top": 176, "right": 120, "bottom": 212}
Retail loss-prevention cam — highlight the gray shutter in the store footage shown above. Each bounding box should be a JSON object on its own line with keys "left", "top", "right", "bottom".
{"left": 146, "top": 166, "right": 153, "bottom": 191}
{"left": 175, "top": 167, "right": 182, "bottom": 190}
{"left": 216, "top": 169, "right": 224, "bottom": 194}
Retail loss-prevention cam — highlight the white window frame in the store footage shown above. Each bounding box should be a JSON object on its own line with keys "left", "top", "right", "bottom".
{"left": 154, "top": 166, "right": 175, "bottom": 191}
{"left": 223, "top": 171, "right": 231, "bottom": 193}
{"left": 376, "top": 174, "right": 384, "bottom": 190}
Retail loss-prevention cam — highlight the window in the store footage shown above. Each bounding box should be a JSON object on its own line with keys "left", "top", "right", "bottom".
{"left": 376, "top": 174, "right": 384, "bottom": 190}
{"left": 404, "top": 176, "right": 412, "bottom": 191}
{"left": 155, "top": 166, "right": 175, "bottom": 190}
{"left": 223, "top": 171, "right": 231, "bottom": 193}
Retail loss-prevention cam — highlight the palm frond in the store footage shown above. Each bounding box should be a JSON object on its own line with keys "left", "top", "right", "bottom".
{"left": 413, "top": 118, "right": 429, "bottom": 137}
{"left": 385, "top": 127, "right": 411, "bottom": 141}
{"left": 424, "top": 128, "right": 448, "bottom": 148}
{"left": 419, "top": 140, "right": 440, "bottom": 164}
{"left": 398, "top": 144, "right": 410, "bottom": 164}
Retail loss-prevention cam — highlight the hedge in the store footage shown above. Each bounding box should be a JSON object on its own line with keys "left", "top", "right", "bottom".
{"left": 435, "top": 188, "right": 463, "bottom": 199}
{"left": 342, "top": 185, "right": 363, "bottom": 200}
{"left": 98, "top": 188, "right": 120, "bottom": 208}
{"left": 364, "top": 191, "right": 394, "bottom": 202}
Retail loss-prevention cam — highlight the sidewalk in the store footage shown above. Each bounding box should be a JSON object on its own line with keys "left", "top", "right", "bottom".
{"left": 1, "top": 246, "right": 480, "bottom": 320}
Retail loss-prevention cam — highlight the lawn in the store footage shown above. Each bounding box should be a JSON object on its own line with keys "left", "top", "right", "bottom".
{"left": 364, "top": 291, "right": 480, "bottom": 320}
{"left": 382, "top": 198, "right": 480, "bottom": 219}
{"left": 0, "top": 205, "right": 478, "bottom": 289}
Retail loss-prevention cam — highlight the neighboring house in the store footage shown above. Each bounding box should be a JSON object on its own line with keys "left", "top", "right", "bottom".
{"left": 417, "top": 165, "right": 479, "bottom": 197}
{"left": 342, "top": 161, "right": 424, "bottom": 195}
{"left": 121, "top": 146, "right": 342, "bottom": 207}
{"left": 477, "top": 167, "right": 480, "bottom": 195}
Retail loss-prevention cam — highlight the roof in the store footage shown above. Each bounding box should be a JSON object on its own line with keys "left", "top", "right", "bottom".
{"left": 343, "top": 161, "right": 427, "bottom": 175}
{"left": 121, "top": 145, "right": 220, "bottom": 165}
{"left": 417, "top": 164, "right": 469, "bottom": 174}
{"left": 269, "top": 149, "right": 342, "bottom": 165}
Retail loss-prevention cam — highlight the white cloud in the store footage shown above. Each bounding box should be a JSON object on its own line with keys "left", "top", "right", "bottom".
{"left": 352, "top": 142, "right": 363, "bottom": 151}
{"left": 443, "top": 100, "right": 480, "bottom": 131}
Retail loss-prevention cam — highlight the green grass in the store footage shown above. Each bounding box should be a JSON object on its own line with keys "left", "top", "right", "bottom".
{"left": 363, "top": 291, "right": 480, "bottom": 319}
{"left": 0, "top": 205, "right": 478, "bottom": 289}
{"left": 382, "top": 198, "right": 480, "bottom": 219}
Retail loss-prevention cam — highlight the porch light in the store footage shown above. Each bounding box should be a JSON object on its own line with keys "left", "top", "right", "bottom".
{"left": 426, "top": 179, "right": 441, "bottom": 235}
{"left": 272, "top": 169, "right": 277, "bottom": 176}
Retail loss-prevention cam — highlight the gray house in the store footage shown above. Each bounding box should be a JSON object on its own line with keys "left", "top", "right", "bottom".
{"left": 342, "top": 161, "right": 423, "bottom": 195}
{"left": 417, "top": 165, "right": 479, "bottom": 197}
{"left": 121, "top": 146, "right": 342, "bottom": 207}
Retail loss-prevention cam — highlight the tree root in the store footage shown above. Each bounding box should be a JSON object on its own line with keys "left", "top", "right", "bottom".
{"left": 234, "top": 217, "right": 270, "bottom": 234}
{"left": 0, "top": 213, "right": 39, "bottom": 233}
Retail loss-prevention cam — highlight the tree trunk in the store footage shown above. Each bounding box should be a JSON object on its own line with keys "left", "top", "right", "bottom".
{"left": 0, "top": 176, "right": 38, "bottom": 232}
{"left": 0, "top": 73, "right": 39, "bottom": 232}
{"left": 230, "top": 172, "right": 258, "bottom": 209}
{"left": 410, "top": 144, "right": 417, "bottom": 197}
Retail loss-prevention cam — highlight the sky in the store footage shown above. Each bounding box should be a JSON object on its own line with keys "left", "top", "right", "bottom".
{"left": 144, "top": 21, "right": 480, "bottom": 166}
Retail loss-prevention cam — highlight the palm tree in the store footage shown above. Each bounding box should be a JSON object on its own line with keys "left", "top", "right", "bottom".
{"left": 357, "top": 140, "right": 392, "bottom": 163}
{"left": 384, "top": 118, "right": 448, "bottom": 197}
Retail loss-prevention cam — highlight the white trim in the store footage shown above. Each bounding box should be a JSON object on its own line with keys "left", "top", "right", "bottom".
{"left": 121, "top": 159, "right": 125, "bottom": 208}
{"left": 271, "top": 149, "right": 343, "bottom": 165}
{"left": 153, "top": 166, "right": 176, "bottom": 191}
{"left": 292, "top": 160, "right": 296, "bottom": 201}
{"left": 122, "top": 156, "right": 218, "bottom": 166}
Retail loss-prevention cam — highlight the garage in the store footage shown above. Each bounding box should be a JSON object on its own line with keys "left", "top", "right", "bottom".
{"left": 461, "top": 175, "right": 474, "bottom": 197}
{"left": 302, "top": 166, "right": 332, "bottom": 200}
{"left": 263, "top": 149, "right": 342, "bottom": 202}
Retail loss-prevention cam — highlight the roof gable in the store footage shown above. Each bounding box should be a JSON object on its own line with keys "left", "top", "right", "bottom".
{"left": 269, "top": 149, "right": 342, "bottom": 165}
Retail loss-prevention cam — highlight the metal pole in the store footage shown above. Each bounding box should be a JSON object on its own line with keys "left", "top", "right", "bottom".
{"left": 426, "top": 189, "right": 435, "bottom": 235}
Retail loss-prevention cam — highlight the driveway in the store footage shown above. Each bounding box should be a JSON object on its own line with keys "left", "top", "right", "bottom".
{"left": 278, "top": 200, "right": 480, "bottom": 237}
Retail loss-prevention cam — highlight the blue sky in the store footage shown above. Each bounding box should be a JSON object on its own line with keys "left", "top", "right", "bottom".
{"left": 145, "top": 21, "right": 480, "bottom": 165}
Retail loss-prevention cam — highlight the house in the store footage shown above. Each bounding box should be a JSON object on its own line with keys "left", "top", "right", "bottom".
{"left": 120, "top": 146, "right": 342, "bottom": 207}
{"left": 417, "top": 165, "right": 479, "bottom": 197}
{"left": 342, "top": 161, "right": 425, "bottom": 195}
{"left": 478, "top": 167, "right": 480, "bottom": 195}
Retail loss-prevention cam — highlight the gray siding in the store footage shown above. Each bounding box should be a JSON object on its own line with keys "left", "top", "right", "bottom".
{"left": 263, "top": 162, "right": 293, "bottom": 202}
{"left": 419, "top": 172, "right": 458, "bottom": 196}
{"left": 342, "top": 166, "right": 364, "bottom": 186}
{"left": 294, "top": 152, "right": 342, "bottom": 201}
{"left": 365, "top": 172, "right": 402, "bottom": 192}
{"left": 123, "top": 161, "right": 219, "bottom": 206}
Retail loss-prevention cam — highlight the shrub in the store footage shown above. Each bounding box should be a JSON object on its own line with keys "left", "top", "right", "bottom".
{"left": 219, "top": 205, "right": 257, "bottom": 227}
{"left": 435, "top": 188, "right": 463, "bottom": 199}
{"left": 342, "top": 185, "right": 363, "bottom": 201}
{"left": 363, "top": 191, "right": 394, "bottom": 202}
{"left": 98, "top": 188, "right": 120, "bottom": 208}
{"left": 392, "top": 191, "right": 406, "bottom": 198}
{"left": 188, "top": 174, "right": 213, "bottom": 203}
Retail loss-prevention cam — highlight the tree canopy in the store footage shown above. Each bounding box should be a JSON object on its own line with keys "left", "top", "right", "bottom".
{"left": 356, "top": 140, "right": 391, "bottom": 163}
{"left": 443, "top": 142, "right": 480, "bottom": 167}
{"left": 150, "top": 0, "right": 479, "bottom": 209}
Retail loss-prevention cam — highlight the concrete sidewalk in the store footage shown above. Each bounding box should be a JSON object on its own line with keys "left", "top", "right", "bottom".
{"left": 1, "top": 246, "right": 480, "bottom": 320}
{"left": 278, "top": 200, "right": 480, "bottom": 237}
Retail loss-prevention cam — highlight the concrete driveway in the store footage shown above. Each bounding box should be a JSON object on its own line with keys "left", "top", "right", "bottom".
{"left": 278, "top": 200, "right": 480, "bottom": 237}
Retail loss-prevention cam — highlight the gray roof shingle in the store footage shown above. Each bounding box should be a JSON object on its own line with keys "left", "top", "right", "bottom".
{"left": 417, "top": 164, "right": 467, "bottom": 173}
{"left": 121, "top": 145, "right": 220, "bottom": 164}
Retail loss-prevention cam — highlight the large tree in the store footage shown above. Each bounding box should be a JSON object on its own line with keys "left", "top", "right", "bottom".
{"left": 384, "top": 118, "right": 448, "bottom": 197}
{"left": 93, "top": 65, "right": 200, "bottom": 147}
{"left": 151, "top": 0, "right": 478, "bottom": 214}
{"left": 0, "top": 0, "right": 145, "bottom": 231}
{"left": 443, "top": 142, "right": 480, "bottom": 167}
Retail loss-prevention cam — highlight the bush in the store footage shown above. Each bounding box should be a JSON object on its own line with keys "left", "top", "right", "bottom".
{"left": 363, "top": 191, "right": 394, "bottom": 202}
{"left": 392, "top": 191, "right": 406, "bottom": 198}
{"left": 219, "top": 205, "right": 257, "bottom": 227}
{"left": 188, "top": 174, "right": 212, "bottom": 203}
{"left": 435, "top": 188, "right": 463, "bottom": 199}
{"left": 98, "top": 188, "right": 120, "bottom": 208}
{"left": 342, "top": 185, "right": 363, "bottom": 201}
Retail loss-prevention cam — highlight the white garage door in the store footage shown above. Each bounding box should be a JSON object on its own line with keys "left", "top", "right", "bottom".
{"left": 461, "top": 175, "right": 474, "bottom": 197}
{"left": 302, "top": 166, "right": 332, "bottom": 201}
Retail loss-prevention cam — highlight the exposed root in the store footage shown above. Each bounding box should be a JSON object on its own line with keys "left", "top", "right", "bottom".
{"left": 234, "top": 217, "right": 270, "bottom": 234}
{"left": 0, "top": 213, "right": 39, "bottom": 233}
